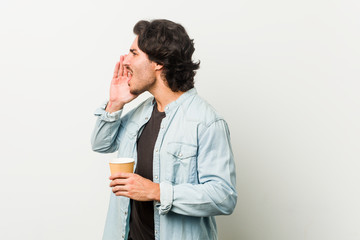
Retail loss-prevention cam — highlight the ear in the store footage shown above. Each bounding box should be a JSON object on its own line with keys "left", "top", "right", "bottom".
{"left": 155, "top": 63, "right": 163, "bottom": 71}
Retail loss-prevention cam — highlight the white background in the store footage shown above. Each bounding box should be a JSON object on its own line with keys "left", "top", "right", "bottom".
{"left": 1, "top": 0, "right": 359, "bottom": 239}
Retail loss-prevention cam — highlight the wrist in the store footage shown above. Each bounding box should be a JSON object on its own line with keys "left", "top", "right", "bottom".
{"left": 106, "top": 101, "right": 124, "bottom": 113}
{"left": 151, "top": 183, "right": 160, "bottom": 202}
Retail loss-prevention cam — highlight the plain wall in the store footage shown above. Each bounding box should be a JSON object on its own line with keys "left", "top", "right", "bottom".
{"left": 1, "top": 0, "right": 359, "bottom": 239}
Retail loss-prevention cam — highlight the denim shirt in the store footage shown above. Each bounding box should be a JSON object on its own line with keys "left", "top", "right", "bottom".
{"left": 91, "top": 88, "right": 237, "bottom": 240}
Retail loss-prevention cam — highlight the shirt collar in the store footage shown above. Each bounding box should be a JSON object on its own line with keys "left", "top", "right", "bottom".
{"left": 150, "top": 88, "right": 197, "bottom": 114}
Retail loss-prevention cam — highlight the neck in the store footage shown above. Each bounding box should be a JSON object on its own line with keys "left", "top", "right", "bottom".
{"left": 149, "top": 72, "right": 185, "bottom": 112}
{"left": 152, "top": 87, "right": 184, "bottom": 112}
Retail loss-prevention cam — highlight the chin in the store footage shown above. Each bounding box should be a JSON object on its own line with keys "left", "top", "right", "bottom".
{"left": 130, "top": 88, "right": 143, "bottom": 95}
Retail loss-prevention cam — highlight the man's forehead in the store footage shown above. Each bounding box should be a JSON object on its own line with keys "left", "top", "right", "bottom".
{"left": 130, "top": 37, "right": 139, "bottom": 49}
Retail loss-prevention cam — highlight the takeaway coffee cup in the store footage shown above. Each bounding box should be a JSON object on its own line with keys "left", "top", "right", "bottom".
{"left": 109, "top": 158, "right": 135, "bottom": 175}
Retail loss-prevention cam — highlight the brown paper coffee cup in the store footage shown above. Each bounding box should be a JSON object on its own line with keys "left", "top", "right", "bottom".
{"left": 109, "top": 158, "right": 135, "bottom": 175}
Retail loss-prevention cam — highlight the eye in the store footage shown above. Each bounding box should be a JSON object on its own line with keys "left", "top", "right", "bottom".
{"left": 130, "top": 50, "right": 137, "bottom": 56}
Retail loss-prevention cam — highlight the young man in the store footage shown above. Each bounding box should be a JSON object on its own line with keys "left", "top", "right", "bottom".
{"left": 91, "top": 19, "right": 237, "bottom": 240}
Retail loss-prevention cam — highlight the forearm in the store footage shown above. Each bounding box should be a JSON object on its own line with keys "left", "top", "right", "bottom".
{"left": 91, "top": 118, "right": 121, "bottom": 153}
{"left": 91, "top": 102, "right": 123, "bottom": 153}
{"left": 105, "top": 101, "right": 125, "bottom": 113}
{"left": 158, "top": 180, "right": 237, "bottom": 217}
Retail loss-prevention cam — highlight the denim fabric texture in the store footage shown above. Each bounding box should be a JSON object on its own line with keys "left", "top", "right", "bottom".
{"left": 91, "top": 88, "right": 237, "bottom": 240}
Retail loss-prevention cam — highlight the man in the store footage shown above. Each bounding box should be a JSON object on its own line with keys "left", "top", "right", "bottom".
{"left": 91, "top": 19, "right": 237, "bottom": 240}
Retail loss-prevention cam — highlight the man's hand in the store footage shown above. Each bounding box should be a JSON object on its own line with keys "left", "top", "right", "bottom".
{"left": 109, "top": 173, "right": 160, "bottom": 202}
{"left": 106, "top": 55, "right": 138, "bottom": 113}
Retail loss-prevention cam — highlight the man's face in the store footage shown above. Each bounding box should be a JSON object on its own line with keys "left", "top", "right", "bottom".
{"left": 123, "top": 37, "right": 157, "bottom": 95}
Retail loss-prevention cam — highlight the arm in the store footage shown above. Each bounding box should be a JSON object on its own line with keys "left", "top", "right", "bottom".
{"left": 157, "top": 120, "right": 237, "bottom": 217}
{"left": 90, "top": 103, "right": 123, "bottom": 153}
{"left": 91, "top": 55, "right": 138, "bottom": 153}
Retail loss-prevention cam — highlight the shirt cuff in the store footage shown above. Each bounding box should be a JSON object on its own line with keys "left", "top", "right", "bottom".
{"left": 94, "top": 101, "right": 122, "bottom": 122}
{"left": 156, "top": 181, "right": 173, "bottom": 215}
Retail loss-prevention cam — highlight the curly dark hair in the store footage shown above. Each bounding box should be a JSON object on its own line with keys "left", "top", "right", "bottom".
{"left": 133, "top": 19, "right": 200, "bottom": 92}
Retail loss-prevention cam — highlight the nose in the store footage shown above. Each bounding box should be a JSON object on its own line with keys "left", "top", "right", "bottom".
{"left": 123, "top": 54, "right": 130, "bottom": 66}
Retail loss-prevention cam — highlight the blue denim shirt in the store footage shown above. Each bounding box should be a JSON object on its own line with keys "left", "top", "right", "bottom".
{"left": 91, "top": 88, "right": 237, "bottom": 240}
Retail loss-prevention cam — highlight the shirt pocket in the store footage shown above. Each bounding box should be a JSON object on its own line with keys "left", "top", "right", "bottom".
{"left": 165, "top": 142, "right": 198, "bottom": 184}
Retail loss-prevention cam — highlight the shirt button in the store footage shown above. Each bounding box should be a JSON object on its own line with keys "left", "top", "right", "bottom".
{"left": 122, "top": 234, "right": 124, "bottom": 238}
{"left": 178, "top": 153, "right": 183, "bottom": 157}
{"left": 124, "top": 211, "right": 127, "bottom": 215}
{"left": 145, "top": 117, "right": 148, "bottom": 120}
{"left": 155, "top": 230, "right": 158, "bottom": 234}
{"left": 165, "top": 107, "right": 169, "bottom": 110}
{"left": 155, "top": 175, "right": 158, "bottom": 180}
{"left": 155, "top": 149, "right": 158, "bottom": 152}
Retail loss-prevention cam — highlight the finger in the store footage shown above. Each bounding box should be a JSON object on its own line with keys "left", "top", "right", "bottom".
{"left": 123, "top": 54, "right": 129, "bottom": 78}
{"left": 118, "top": 55, "right": 124, "bottom": 77}
{"left": 112, "top": 185, "right": 128, "bottom": 193}
{"left": 113, "top": 61, "right": 120, "bottom": 79}
{"left": 109, "top": 172, "right": 132, "bottom": 180}
{"left": 115, "top": 191, "right": 129, "bottom": 197}
{"left": 109, "top": 178, "right": 127, "bottom": 187}
{"left": 124, "top": 65, "right": 128, "bottom": 78}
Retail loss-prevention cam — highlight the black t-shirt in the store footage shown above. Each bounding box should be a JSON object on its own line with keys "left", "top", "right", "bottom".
{"left": 128, "top": 104, "right": 165, "bottom": 240}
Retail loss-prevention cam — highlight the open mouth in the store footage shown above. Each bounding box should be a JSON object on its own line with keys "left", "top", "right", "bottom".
{"left": 126, "top": 68, "right": 133, "bottom": 85}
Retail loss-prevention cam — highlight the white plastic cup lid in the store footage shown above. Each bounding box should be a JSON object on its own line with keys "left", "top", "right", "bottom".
{"left": 110, "top": 158, "right": 135, "bottom": 164}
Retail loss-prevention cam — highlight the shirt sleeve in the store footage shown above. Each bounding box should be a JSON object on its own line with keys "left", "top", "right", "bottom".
{"left": 156, "top": 182, "right": 173, "bottom": 215}
{"left": 157, "top": 119, "right": 237, "bottom": 217}
{"left": 91, "top": 101, "right": 123, "bottom": 153}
